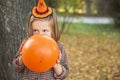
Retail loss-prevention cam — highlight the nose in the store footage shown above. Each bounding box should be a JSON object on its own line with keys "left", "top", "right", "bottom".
{"left": 38, "top": 31, "right": 44, "bottom": 35}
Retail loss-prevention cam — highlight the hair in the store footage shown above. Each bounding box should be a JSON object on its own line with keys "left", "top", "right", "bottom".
{"left": 27, "top": 9, "right": 60, "bottom": 42}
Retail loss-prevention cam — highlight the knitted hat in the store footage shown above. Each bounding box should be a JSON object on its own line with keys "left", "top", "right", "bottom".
{"left": 32, "top": 0, "right": 52, "bottom": 18}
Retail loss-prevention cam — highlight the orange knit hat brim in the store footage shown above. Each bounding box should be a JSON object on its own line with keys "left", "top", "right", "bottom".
{"left": 32, "top": 7, "right": 52, "bottom": 18}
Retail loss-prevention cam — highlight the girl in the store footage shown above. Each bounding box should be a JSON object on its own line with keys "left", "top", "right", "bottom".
{"left": 12, "top": 0, "right": 69, "bottom": 80}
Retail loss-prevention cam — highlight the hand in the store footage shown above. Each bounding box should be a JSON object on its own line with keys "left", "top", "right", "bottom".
{"left": 53, "top": 51, "right": 61, "bottom": 68}
{"left": 53, "top": 51, "right": 63, "bottom": 75}
{"left": 18, "top": 55, "right": 23, "bottom": 65}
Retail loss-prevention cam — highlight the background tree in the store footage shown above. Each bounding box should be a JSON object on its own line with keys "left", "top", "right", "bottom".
{"left": 107, "top": 0, "right": 120, "bottom": 28}
{"left": 96, "top": 0, "right": 110, "bottom": 16}
{"left": 0, "top": 0, "right": 36, "bottom": 80}
{"left": 45, "top": 0, "right": 59, "bottom": 10}
{"left": 57, "top": 0, "right": 81, "bottom": 33}
{"left": 46, "top": 0, "right": 81, "bottom": 33}
{"left": 96, "top": 0, "right": 120, "bottom": 28}
{"left": 85, "top": 0, "right": 92, "bottom": 15}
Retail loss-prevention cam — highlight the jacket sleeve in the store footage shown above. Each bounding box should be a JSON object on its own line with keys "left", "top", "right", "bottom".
{"left": 54, "top": 42, "right": 69, "bottom": 79}
{"left": 12, "top": 39, "right": 27, "bottom": 72}
{"left": 12, "top": 51, "right": 25, "bottom": 73}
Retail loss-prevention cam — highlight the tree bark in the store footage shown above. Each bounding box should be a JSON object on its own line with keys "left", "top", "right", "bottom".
{"left": 86, "top": 0, "right": 92, "bottom": 15}
{"left": 0, "top": 0, "right": 36, "bottom": 80}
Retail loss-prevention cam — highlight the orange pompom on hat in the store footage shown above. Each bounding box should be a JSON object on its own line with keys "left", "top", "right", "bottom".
{"left": 32, "top": 0, "right": 52, "bottom": 18}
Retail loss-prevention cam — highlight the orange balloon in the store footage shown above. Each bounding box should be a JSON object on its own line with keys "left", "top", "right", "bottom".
{"left": 21, "top": 34, "right": 59, "bottom": 72}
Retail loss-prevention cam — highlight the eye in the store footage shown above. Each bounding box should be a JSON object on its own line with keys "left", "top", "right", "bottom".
{"left": 43, "top": 29, "right": 48, "bottom": 32}
{"left": 33, "top": 29, "right": 39, "bottom": 33}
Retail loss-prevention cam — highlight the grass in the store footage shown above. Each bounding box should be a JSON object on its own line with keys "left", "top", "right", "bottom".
{"left": 59, "top": 22, "right": 120, "bottom": 36}
{"left": 59, "top": 22, "right": 120, "bottom": 80}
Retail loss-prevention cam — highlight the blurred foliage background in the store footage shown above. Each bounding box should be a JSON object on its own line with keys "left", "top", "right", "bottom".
{"left": 0, "top": 0, "right": 120, "bottom": 80}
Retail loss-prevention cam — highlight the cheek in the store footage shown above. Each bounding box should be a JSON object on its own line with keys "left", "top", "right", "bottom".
{"left": 46, "top": 29, "right": 52, "bottom": 37}
{"left": 47, "top": 32, "right": 52, "bottom": 37}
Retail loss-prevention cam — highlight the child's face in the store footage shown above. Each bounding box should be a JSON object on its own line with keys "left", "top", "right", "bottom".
{"left": 32, "top": 20, "right": 52, "bottom": 37}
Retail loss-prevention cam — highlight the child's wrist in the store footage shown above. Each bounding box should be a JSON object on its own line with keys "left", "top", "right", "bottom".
{"left": 53, "top": 64, "right": 63, "bottom": 75}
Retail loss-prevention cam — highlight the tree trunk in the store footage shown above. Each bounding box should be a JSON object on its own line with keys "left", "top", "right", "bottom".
{"left": 0, "top": 0, "right": 35, "bottom": 80}
{"left": 86, "top": 0, "right": 92, "bottom": 15}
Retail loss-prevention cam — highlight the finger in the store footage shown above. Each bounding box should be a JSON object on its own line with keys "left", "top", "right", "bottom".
{"left": 57, "top": 59, "right": 60, "bottom": 63}
{"left": 59, "top": 51, "right": 62, "bottom": 60}
{"left": 56, "top": 57, "right": 60, "bottom": 64}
